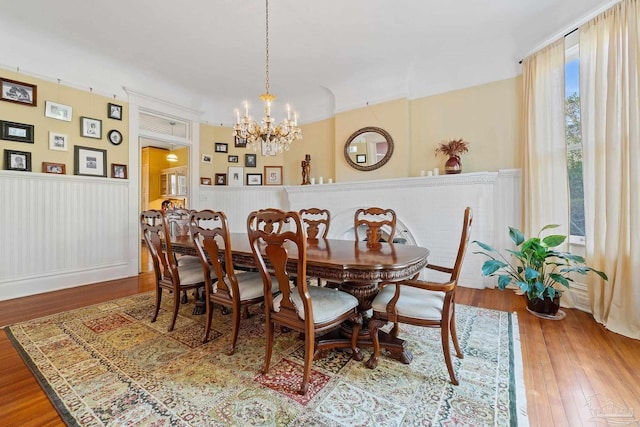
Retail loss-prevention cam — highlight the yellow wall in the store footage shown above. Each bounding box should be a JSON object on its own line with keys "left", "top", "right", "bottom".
{"left": 286, "top": 117, "right": 335, "bottom": 185}
{"left": 0, "top": 71, "right": 128, "bottom": 175}
{"left": 335, "top": 98, "right": 410, "bottom": 183}
{"left": 410, "top": 77, "right": 522, "bottom": 175}
{"left": 1, "top": 70, "right": 521, "bottom": 187}
{"left": 198, "top": 123, "right": 286, "bottom": 185}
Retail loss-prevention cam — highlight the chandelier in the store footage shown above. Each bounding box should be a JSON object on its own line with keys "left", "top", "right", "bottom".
{"left": 233, "top": 0, "right": 302, "bottom": 154}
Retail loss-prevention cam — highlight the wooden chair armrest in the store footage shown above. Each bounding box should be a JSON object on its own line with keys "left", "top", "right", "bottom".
{"left": 380, "top": 279, "right": 455, "bottom": 293}
{"left": 425, "top": 263, "right": 453, "bottom": 274}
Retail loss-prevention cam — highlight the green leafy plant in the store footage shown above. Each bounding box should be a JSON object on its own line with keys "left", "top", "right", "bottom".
{"left": 473, "top": 224, "right": 608, "bottom": 301}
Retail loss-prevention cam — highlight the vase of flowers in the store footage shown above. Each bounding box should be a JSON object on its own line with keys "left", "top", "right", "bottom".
{"left": 435, "top": 138, "right": 469, "bottom": 174}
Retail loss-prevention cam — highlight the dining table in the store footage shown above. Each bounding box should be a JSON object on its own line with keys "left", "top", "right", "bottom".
{"left": 170, "top": 233, "right": 430, "bottom": 364}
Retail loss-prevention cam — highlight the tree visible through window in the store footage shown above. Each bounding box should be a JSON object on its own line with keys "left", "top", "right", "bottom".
{"left": 565, "top": 52, "right": 585, "bottom": 238}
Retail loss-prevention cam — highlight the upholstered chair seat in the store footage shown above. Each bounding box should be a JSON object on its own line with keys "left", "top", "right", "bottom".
{"left": 273, "top": 286, "right": 359, "bottom": 322}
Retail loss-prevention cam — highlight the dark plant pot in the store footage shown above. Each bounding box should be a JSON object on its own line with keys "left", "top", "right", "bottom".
{"left": 445, "top": 155, "right": 462, "bottom": 174}
{"left": 526, "top": 294, "right": 561, "bottom": 316}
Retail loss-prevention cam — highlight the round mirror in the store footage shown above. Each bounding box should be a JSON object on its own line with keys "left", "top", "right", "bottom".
{"left": 344, "top": 127, "right": 394, "bottom": 171}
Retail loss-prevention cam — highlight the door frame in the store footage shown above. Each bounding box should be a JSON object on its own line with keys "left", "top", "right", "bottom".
{"left": 126, "top": 90, "right": 203, "bottom": 275}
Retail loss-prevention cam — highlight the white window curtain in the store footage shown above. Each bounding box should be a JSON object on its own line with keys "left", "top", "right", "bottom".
{"left": 522, "top": 39, "right": 573, "bottom": 304}
{"left": 580, "top": 0, "right": 640, "bottom": 339}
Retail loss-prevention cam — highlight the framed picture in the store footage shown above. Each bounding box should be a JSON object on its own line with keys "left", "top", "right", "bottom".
{"left": 356, "top": 154, "right": 367, "bottom": 164}
{"left": 228, "top": 166, "right": 244, "bottom": 187}
{"left": 48, "top": 132, "right": 69, "bottom": 151}
{"left": 108, "top": 103, "right": 123, "bottom": 120}
{"left": 44, "top": 101, "right": 72, "bottom": 122}
{"left": 202, "top": 154, "right": 212, "bottom": 164}
{"left": 1, "top": 77, "right": 37, "bottom": 106}
{"left": 4, "top": 149, "right": 31, "bottom": 171}
{"left": 215, "top": 173, "right": 227, "bottom": 185}
{"left": 246, "top": 173, "right": 263, "bottom": 186}
{"left": 74, "top": 145, "right": 107, "bottom": 177}
{"left": 42, "top": 162, "right": 66, "bottom": 174}
{"left": 234, "top": 135, "right": 247, "bottom": 148}
{"left": 1, "top": 121, "right": 34, "bottom": 143}
{"left": 228, "top": 155, "right": 239, "bottom": 163}
{"left": 80, "top": 117, "right": 102, "bottom": 139}
{"left": 261, "top": 140, "right": 277, "bottom": 156}
{"left": 215, "top": 142, "right": 228, "bottom": 153}
{"left": 111, "top": 163, "right": 127, "bottom": 179}
{"left": 264, "top": 165, "right": 283, "bottom": 186}
{"left": 245, "top": 153, "right": 257, "bottom": 168}
{"left": 200, "top": 177, "right": 212, "bottom": 185}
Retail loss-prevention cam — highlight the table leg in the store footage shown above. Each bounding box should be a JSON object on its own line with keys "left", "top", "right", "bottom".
{"left": 335, "top": 281, "right": 413, "bottom": 364}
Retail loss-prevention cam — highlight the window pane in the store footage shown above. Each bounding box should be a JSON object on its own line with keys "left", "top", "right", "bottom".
{"left": 565, "top": 57, "right": 585, "bottom": 237}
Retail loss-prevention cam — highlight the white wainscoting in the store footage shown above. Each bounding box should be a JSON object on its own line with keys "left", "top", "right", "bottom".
{"left": 286, "top": 170, "right": 521, "bottom": 289}
{"left": 199, "top": 170, "right": 521, "bottom": 289}
{"left": 0, "top": 171, "right": 131, "bottom": 301}
{"left": 0, "top": 169, "right": 522, "bottom": 300}
{"left": 196, "top": 185, "right": 288, "bottom": 232}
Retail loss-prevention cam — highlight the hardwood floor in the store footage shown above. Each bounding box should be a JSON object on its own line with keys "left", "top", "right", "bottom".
{"left": 1, "top": 277, "right": 638, "bottom": 426}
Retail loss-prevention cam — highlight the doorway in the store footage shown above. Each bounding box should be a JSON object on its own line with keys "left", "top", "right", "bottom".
{"left": 127, "top": 93, "right": 201, "bottom": 276}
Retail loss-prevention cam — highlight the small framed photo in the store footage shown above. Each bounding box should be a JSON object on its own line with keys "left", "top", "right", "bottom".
{"left": 228, "top": 155, "right": 239, "bottom": 163}
{"left": 108, "top": 103, "right": 123, "bottom": 120}
{"left": 112, "top": 163, "right": 127, "bottom": 179}
{"left": 264, "top": 165, "right": 283, "bottom": 186}
{"left": 228, "top": 166, "right": 244, "bottom": 187}
{"left": 1, "top": 121, "right": 34, "bottom": 143}
{"left": 4, "top": 149, "right": 31, "bottom": 171}
{"left": 1, "top": 77, "right": 37, "bottom": 106}
{"left": 74, "top": 145, "right": 107, "bottom": 177}
{"left": 215, "top": 173, "right": 227, "bottom": 185}
{"left": 42, "top": 162, "right": 66, "bottom": 174}
{"left": 356, "top": 154, "right": 367, "bottom": 164}
{"left": 246, "top": 173, "right": 263, "bottom": 186}
{"left": 245, "top": 153, "right": 257, "bottom": 168}
{"left": 80, "top": 117, "right": 102, "bottom": 139}
{"left": 202, "top": 154, "right": 212, "bottom": 164}
{"left": 44, "top": 101, "right": 72, "bottom": 122}
{"left": 49, "top": 132, "right": 69, "bottom": 151}
{"left": 200, "top": 177, "right": 212, "bottom": 185}
{"left": 234, "top": 135, "right": 247, "bottom": 148}
{"left": 215, "top": 142, "right": 228, "bottom": 153}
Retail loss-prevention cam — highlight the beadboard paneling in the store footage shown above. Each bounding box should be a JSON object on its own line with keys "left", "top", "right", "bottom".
{"left": 0, "top": 172, "right": 130, "bottom": 300}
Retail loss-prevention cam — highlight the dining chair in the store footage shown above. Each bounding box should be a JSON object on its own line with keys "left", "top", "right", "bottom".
{"left": 247, "top": 208, "right": 363, "bottom": 395}
{"left": 299, "top": 208, "right": 330, "bottom": 239}
{"left": 354, "top": 207, "right": 397, "bottom": 245}
{"left": 299, "top": 208, "right": 330, "bottom": 286}
{"left": 190, "top": 209, "right": 279, "bottom": 353}
{"left": 140, "top": 210, "right": 210, "bottom": 331}
{"left": 166, "top": 208, "right": 200, "bottom": 267}
{"left": 365, "top": 207, "right": 473, "bottom": 386}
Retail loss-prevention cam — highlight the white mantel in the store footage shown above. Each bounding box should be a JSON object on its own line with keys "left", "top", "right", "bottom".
{"left": 198, "top": 170, "right": 522, "bottom": 289}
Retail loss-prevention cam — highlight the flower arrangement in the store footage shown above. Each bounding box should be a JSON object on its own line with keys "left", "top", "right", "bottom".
{"left": 435, "top": 138, "right": 470, "bottom": 157}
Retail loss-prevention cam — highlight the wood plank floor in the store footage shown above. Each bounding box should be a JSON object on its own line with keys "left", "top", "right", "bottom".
{"left": 1, "top": 275, "right": 638, "bottom": 426}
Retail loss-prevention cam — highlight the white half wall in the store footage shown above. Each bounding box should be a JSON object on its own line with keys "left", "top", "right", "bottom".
{"left": 0, "top": 171, "right": 131, "bottom": 301}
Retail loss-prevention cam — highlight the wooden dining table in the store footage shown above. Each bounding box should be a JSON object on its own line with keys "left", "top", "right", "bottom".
{"left": 170, "top": 233, "right": 430, "bottom": 363}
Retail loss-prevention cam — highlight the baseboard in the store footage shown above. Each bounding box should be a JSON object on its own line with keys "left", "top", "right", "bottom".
{"left": 0, "top": 263, "right": 132, "bottom": 301}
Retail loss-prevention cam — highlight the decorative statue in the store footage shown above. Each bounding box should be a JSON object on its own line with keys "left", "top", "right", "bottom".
{"left": 301, "top": 154, "right": 311, "bottom": 185}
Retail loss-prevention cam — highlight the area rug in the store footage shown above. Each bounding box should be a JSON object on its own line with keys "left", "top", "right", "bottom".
{"left": 5, "top": 292, "right": 528, "bottom": 426}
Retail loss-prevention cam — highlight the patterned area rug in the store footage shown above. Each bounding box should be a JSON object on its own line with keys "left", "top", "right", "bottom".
{"left": 6, "top": 292, "right": 528, "bottom": 426}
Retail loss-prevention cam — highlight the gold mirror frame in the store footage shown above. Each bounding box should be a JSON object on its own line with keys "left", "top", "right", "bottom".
{"left": 344, "top": 126, "right": 394, "bottom": 171}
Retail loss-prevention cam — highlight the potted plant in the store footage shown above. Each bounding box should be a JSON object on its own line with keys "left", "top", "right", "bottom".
{"left": 473, "top": 224, "right": 608, "bottom": 316}
{"left": 435, "top": 138, "right": 469, "bottom": 174}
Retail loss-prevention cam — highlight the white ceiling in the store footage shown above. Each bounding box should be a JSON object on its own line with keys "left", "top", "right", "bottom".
{"left": 1, "top": 0, "right": 615, "bottom": 125}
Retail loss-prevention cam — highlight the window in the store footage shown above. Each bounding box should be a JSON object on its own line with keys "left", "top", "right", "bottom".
{"left": 565, "top": 34, "right": 585, "bottom": 241}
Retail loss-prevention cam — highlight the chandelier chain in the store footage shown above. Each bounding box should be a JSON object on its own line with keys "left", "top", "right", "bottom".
{"left": 265, "top": 0, "right": 270, "bottom": 95}
{"left": 232, "top": 0, "right": 302, "bottom": 154}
